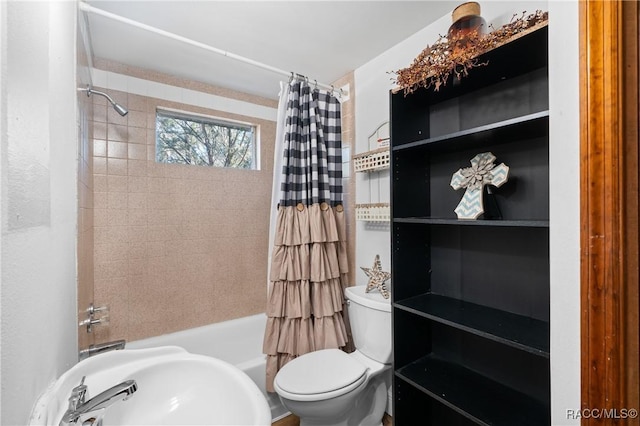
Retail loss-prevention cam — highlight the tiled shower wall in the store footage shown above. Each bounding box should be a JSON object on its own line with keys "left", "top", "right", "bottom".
{"left": 90, "top": 68, "right": 277, "bottom": 343}
{"left": 86, "top": 62, "right": 357, "bottom": 345}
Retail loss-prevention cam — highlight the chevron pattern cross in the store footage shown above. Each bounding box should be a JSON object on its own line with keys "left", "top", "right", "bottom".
{"left": 450, "top": 152, "right": 509, "bottom": 219}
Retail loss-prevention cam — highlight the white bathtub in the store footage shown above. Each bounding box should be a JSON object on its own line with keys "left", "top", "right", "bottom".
{"left": 127, "top": 313, "right": 288, "bottom": 421}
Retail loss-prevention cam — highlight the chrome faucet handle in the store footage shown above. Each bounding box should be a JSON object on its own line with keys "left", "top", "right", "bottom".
{"left": 87, "top": 304, "right": 108, "bottom": 316}
{"left": 68, "top": 376, "right": 87, "bottom": 411}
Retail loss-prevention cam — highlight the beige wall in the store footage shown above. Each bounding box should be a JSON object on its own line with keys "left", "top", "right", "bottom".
{"left": 90, "top": 66, "right": 276, "bottom": 343}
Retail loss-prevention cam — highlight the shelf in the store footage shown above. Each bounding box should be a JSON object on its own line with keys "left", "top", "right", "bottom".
{"left": 391, "top": 24, "right": 548, "bottom": 107}
{"left": 395, "top": 293, "right": 549, "bottom": 357}
{"left": 396, "top": 355, "right": 549, "bottom": 426}
{"left": 353, "top": 147, "right": 390, "bottom": 172}
{"left": 392, "top": 110, "right": 549, "bottom": 152}
{"left": 355, "top": 203, "right": 390, "bottom": 222}
{"left": 393, "top": 217, "right": 549, "bottom": 228}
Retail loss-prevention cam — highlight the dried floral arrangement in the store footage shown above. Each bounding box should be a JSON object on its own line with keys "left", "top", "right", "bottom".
{"left": 392, "top": 10, "right": 549, "bottom": 95}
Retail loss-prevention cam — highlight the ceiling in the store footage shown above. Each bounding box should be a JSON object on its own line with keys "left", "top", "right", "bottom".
{"left": 83, "top": 1, "right": 456, "bottom": 99}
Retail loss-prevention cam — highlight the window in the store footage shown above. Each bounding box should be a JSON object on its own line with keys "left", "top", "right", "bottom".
{"left": 156, "top": 109, "right": 257, "bottom": 169}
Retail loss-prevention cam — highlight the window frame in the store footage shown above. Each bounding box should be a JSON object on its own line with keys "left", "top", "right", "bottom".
{"left": 155, "top": 107, "right": 259, "bottom": 170}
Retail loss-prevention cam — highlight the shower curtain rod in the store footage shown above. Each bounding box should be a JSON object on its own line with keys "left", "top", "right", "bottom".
{"left": 78, "top": 2, "right": 346, "bottom": 95}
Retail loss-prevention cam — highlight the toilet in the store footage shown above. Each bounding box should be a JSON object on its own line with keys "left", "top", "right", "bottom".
{"left": 273, "top": 285, "right": 392, "bottom": 426}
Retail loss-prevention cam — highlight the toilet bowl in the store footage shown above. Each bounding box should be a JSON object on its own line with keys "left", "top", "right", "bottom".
{"left": 273, "top": 285, "right": 392, "bottom": 426}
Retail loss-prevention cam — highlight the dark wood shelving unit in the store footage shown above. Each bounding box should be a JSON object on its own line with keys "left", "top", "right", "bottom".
{"left": 390, "top": 23, "right": 550, "bottom": 425}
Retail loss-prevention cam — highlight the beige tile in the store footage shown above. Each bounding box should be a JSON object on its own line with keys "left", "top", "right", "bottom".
{"left": 94, "top": 122, "right": 107, "bottom": 140}
{"left": 146, "top": 240, "right": 165, "bottom": 258}
{"left": 94, "top": 174, "right": 108, "bottom": 192}
{"left": 147, "top": 112, "right": 158, "bottom": 130}
{"left": 108, "top": 158, "right": 128, "bottom": 176}
{"left": 93, "top": 157, "right": 107, "bottom": 175}
{"left": 128, "top": 208, "right": 147, "bottom": 226}
{"left": 107, "top": 175, "right": 128, "bottom": 193}
{"left": 128, "top": 241, "right": 148, "bottom": 259}
{"left": 127, "top": 176, "right": 148, "bottom": 193}
{"left": 92, "top": 104, "right": 107, "bottom": 123}
{"left": 128, "top": 192, "right": 147, "bottom": 209}
{"left": 128, "top": 127, "right": 147, "bottom": 144}
{"left": 107, "top": 209, "right": 128, "bottom": 227}
{"left": 127, "top": 258, "right": 144, "bottom": 276}
{"left": 93, "top": 226, "right": 109, "bottom": 246}
{"left": 147, "top": 209, "right": 166, "bottom": 226}
{"left": 146, "top": 128, "right": 156, "bottom": 145}
{"left": 94, "top": 139, "right": 107, "bottom": 157}
{"left": 107, "top": 192, "right": 128, "bottom": 210}
{"left": 108, "top": 123, "right": 128, "bottom": 142}
{"left": 127, "top": 225, "right": 147, "bottom": 244}
{"left": 108, "top": 242, "right": 130, "bottom": 262}
{"left": 127, "top": 160, "right": 147, "bottom": 177}
{"left": 128, "top": 143, "right": 146, "bottom": 160}
{"left": 127, "top": 110, "right": 147, "bottom": 129}
{"left": 107, "top": 107, "right": 128, "bottom": 126}
{"left": 148, "top": 177, "right": 168, "bottom": 194}
{"left": 108, "top": 141, "right": 128, "bottom": 159}
{"left": 94, "top": 192, "right": 108, "bottom": 210}
{"left": 106, "top": 226, "right": 129, "bottom": 244}
{"left": 127, "top": 93, "right": 148, "bottom": 112}
{"left": 147, "top": 145, "right": 157, "bottom": 162}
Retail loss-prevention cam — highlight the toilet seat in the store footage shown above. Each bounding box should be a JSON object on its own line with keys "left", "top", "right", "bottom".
{"left": 274, "top": 349, "right": 368, "bottom": 402}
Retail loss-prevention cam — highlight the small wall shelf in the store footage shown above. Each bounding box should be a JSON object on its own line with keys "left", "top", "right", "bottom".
{"left": 356, "top": 121, "right": 390, "bottom": 222}
{"left": 353, "top": 147, "right": 390, "bottom": 173}
{"left": 355, "top": 203, "right": 390, "bottom": 222}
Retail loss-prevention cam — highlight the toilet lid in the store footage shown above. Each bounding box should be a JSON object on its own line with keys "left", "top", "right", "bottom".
{"left": 275, "top": 349, "right": 367, "bottom": 395}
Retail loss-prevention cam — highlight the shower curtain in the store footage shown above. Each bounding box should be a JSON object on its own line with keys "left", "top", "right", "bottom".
{"left": 263, "top": 80, "right": 351, "bottom": 392}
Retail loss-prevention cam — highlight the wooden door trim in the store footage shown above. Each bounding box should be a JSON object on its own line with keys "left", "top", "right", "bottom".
{"left": 580, "top": 0, "right": 639, "bottom": 423}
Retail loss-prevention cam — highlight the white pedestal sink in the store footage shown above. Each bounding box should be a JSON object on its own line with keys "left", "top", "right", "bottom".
{"left": 30, "top": 346, "right": 271, "bottom": 426}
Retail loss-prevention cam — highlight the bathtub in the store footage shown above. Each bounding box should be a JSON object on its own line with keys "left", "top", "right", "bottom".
{"left": 127, "top": 313, "right": 288, "bottom": 421}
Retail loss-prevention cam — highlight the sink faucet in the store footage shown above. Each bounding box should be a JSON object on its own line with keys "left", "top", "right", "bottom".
{"left": 59, "top": 376, "right": 137, "bottom": 426}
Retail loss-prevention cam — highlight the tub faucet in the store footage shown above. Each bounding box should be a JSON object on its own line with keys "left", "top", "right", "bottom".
{"left": 59, "top": 376, "right": 137, "bottom": 426}
{"left": 78, "top": 339, "right": 126, "bottom": 361}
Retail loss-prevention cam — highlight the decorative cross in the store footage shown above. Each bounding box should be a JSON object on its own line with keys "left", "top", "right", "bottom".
{"left": 360, "top": 255, "right": 391, "bottom": 299}
{"left": 450, "top": 152, "right": 509, "bottom": 219}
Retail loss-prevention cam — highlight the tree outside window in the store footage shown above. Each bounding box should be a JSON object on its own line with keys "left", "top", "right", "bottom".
{"left": 156, "top": 109, "right": 256, "bottom": 169}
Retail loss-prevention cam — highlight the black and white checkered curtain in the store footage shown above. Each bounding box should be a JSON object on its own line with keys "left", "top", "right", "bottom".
{"left": 279, "top": 81, "right": 343, "bottom": 206}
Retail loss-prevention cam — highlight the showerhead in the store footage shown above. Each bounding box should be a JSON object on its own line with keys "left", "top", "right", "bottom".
{"left": 78, "top": 85, "right": 129, "bottom": 116}
{"left": 112, "top": 102, "right": 129, "bottom": 117}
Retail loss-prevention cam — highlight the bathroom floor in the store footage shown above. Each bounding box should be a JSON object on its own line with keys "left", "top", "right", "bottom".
{"left": 272, "top": 413, "right": 393, "bottom": 426}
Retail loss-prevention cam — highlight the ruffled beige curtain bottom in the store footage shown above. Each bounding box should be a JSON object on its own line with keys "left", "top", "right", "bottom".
{"left": 263, "top": 203, "right": 353, "bottom": 392}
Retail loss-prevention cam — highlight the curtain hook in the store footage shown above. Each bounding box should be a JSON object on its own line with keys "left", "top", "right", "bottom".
{"left": 314, "top": 79, "right": 318, "bottom": 91}
{"left": 289, "top": 72, "right": 294, "bottom": 83}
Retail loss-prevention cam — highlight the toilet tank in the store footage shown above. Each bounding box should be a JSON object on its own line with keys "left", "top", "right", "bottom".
{"left": 345, "top": 285, "right": 392, "bottom": 364}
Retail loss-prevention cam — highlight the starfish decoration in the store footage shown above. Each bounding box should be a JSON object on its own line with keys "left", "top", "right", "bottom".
{"left": 450, "top": 152, "right": 509, "bottom": 219}
{"left": 360, "top": 255, "right": 391, "bottom": 299}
